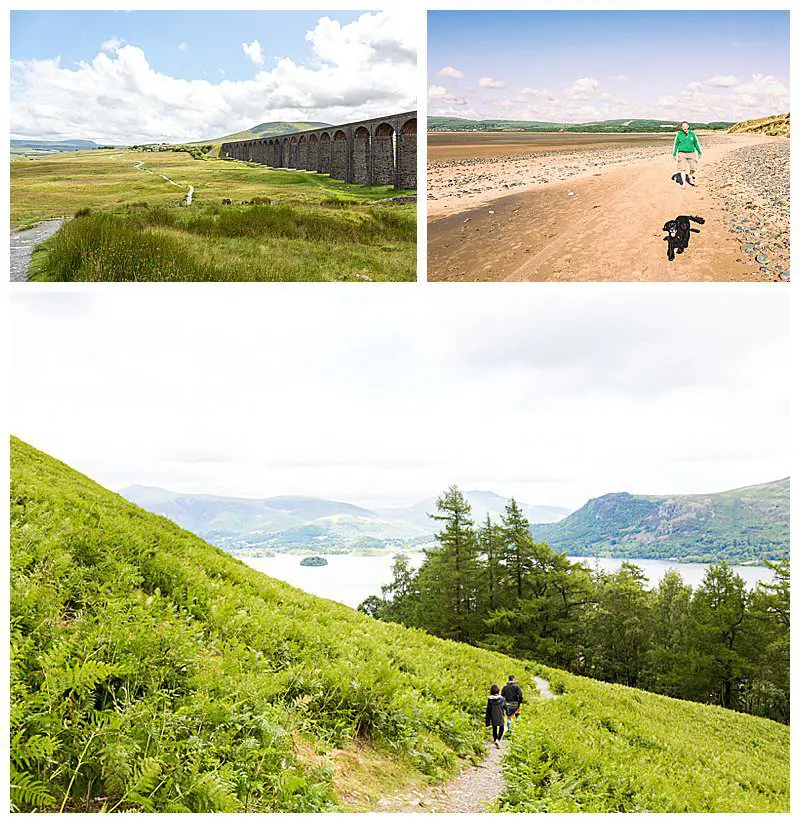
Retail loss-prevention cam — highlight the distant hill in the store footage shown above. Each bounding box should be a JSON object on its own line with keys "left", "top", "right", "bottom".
{"left": 531, "top": 478, "right": 789, "bottom": 564}
{"left": 428, "top": 117, "right": 734, "bottom": 133}
{"left": 120, "top": 485, "right": 569, "bottom": 553}
{"left": 10, "top": 138, "right": 110, "bottom": 155}
{"left": 196, "top": 121, "right": 332, "bottom": 146}
{"left": 378, "top": 489, "right": 570, "bottom": 531}
{"left": 728, "top": 113, "right": 790, "bottom": 138}
{"left": 9, "top": 437, "right": 791, "bottom": 812}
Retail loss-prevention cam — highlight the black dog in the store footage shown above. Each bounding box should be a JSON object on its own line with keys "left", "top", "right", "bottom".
{"left": 662, "top": 215, "right": 705, "bottom": 261}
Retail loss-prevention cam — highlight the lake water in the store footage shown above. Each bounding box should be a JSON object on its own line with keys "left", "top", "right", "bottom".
{"left": 240, "top": 553, "right": 774, "bottom": 609}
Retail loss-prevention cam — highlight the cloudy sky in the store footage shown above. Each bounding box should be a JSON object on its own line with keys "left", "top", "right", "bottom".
{"left": 428, "top": 10, "right": 789, "bottom": 123}
{"left": 10, "top": 10, "right": 416, "bottom": 144}
{"left": 10, "top": 288, "right": 789, "bottom": 512}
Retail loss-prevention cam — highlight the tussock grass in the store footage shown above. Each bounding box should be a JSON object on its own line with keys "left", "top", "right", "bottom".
{"left": 28, "top": 203, "right": 415, "bottom": 282}
{"left": 14, "top": 149, "right": 416, "bottom": 281}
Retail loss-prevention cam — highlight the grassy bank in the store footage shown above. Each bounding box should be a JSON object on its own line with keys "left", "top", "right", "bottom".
{"left": 10, "top": 437, "right": 790, "bottom": 812}
{"left": 12, "top": 149, "right": 416, "bottom": 282}
{"left": 501, "top": 667, "right": 789, "bottom": 812}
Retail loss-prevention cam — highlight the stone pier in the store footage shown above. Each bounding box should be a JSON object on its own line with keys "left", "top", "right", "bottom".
{"left": 221, "top": 111, "right": 417, "bottom": 190}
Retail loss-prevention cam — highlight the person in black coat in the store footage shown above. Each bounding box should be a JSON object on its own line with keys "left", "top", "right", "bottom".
{"left": 485, "top": 684, "right": 508, "bottom": 747}
{"left": 501, "top": 675, "right": 523, "bottom": 735}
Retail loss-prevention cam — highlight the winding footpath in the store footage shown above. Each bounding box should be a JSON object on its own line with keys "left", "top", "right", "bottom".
{"left": 383, "top": 676, "right": 556, "bottom": 813}
{"left": 10, "top": 219, "right": 65, "bottom": 282}
{"left": 132, "top": 161, "right": 193, "bottom": 206}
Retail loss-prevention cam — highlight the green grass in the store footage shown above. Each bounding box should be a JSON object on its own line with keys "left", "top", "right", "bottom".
{"left": 12, "top": 149, "right": 416, "bottom": 282}
{"left": 10, "top": 437, "right": 790, "bottom": 812}
{"left": 501, "top": 666, "right": 789, "bottom": 812}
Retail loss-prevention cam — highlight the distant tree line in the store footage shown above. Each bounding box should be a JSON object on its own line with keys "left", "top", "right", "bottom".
{"left": 130, "top": 144, "right": 213, "bottom": 160}
{"left": 359, "top": 486, "right": 790, "bottom": 724}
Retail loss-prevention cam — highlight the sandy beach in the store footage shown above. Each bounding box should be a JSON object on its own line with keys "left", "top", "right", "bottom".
{"left": 427, "top": 132, "right": 789, "bottom": 282}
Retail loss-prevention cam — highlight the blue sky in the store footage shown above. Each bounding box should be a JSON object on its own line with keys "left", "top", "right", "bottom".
{"left": 10, "top": 10, "right": 416, "bottom": 143}
{"left": 11, "top": 11, "right": 362, "bottom": 83}
{"left": 428, "top": 11, "right": 789, "bottom": 122}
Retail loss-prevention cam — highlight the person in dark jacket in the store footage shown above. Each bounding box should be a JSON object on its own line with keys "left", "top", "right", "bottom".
{"left": 501, "top": 675, "right": 523, "bottom": 735}
{"left": 485, "top": 684, "right": 508, "bottom": 747}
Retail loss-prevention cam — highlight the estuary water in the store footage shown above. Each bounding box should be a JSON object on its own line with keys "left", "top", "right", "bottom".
{"left": 240, "top": 553, "right": 775, "bottom": 609}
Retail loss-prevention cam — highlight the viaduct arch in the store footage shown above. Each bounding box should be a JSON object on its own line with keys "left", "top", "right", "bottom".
{"left": 221, "top": 111, "right": 417, "bottom": 190}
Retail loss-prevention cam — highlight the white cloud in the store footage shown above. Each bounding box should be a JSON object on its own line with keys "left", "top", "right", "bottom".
{"left": 564, "top": 77, "right": 599, "bottom": 100}
{"left": 428, "top": 84, "right": 466, "bottom": 105}
{"left": 610, "top": 74, "right": 631, "bottom": 81}
{"left": 520, "top": 87, "right": 554, "bottom": 100}
{"left": 706, "top": 74, "right": 739, "bottom": 87}
{"left": 178, "top": 42, "right": 189, "bottom": 53}
{"left": 436, "top": 65, "right": 465, "bottom": 79}
{"left": 242, "top": 39, "right": 264, "bottom": 65}
{"left": 478, "top": 76, "right": 506, "bottom": 89}
{"left": 100, "top": 36, "right": 124, "bottom": 53}
{"left": 10, "top": 12, "right": 417, "bottom": 144}
{"left": 10, "top": 289, "right": 789, "bottom": 510}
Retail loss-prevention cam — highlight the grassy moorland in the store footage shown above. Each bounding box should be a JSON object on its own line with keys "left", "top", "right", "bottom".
{"left": 11, "top": 149, "right": 415, "bottom": 282}
{"left": 10, "top": 437, "right": 790, "bottom": 812}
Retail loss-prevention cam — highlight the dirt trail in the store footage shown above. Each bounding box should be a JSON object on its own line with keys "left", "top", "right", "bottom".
{"left": 428, "top": 134, "right": 778, "bottom": 282}
{"left": 10, "top": 219, "right": 65, "bottom": 282}
{"left": 384, "top": 676, "right": 556, "bottom": 813}
{"left": 132, "top": 161, "right": 193, "bottom": 206}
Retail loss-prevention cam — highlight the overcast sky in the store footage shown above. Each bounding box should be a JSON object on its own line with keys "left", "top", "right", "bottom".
{"left": 428, "top": 10, "right": 789, "bottom": 123}
{"left": 10, "top": 10, "right": 416, "bottom": 143}
{"left": 10, "top": 288, "right": 789, "bottom": 512}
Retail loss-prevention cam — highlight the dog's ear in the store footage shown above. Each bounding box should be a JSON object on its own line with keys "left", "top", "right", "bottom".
{"left": 662, "top": 222, "right": 669, "bottom": 231}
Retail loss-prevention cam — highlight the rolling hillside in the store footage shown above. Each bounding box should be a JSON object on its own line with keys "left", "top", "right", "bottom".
{"left": 530, "top": 478, "right": 789, "bottom": 564}
{"left": 120, "top": 486, "right": 568, "bottom": 553}
{"left": 728, "top": 113, "right": 790, "bottom": 138}
{"left": 196, "top": 121, "right": 331, "bottom": 146}
{"left": 428, "top": 116, "right": 734, "bottom": 133}
{"left": 10, "top": 438, "right": 790, "bottom": 812}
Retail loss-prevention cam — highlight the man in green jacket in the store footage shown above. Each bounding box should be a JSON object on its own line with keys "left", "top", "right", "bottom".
{"left": 673, "top": 121, "right": 702, "bottom": 188}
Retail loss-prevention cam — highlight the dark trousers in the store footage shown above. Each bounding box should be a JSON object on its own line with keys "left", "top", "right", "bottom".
{"left": 491, "top": 724, "right": 504, "bottom": 742}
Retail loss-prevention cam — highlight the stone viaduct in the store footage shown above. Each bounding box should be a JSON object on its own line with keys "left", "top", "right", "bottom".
{"left": 221, "top": 111, "right": 416, "bottom": 190}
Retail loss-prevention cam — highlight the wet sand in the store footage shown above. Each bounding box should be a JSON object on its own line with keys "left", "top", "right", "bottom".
{"left": 427, "top": 133, "right": 788, "bottom": 282}
{"left": 429, "top": 130, "right": 677, "bottom": 162}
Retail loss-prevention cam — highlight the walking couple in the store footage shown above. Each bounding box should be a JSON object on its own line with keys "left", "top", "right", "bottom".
{"left": 484, "top": 675, "right": 523, "bottom": 748}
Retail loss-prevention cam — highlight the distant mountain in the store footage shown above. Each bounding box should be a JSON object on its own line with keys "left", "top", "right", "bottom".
{"left": 119, "top": 485, "right": 568, "bottom": 553}
{"left": 119, "top": 485, "right": 427, "bottom": 552}
{"left": 530, "top": 478, "right": 789, "bottom": 565}
{"left": 428, "top": 117, "right": 734, "bottom": 133}
{"left": 10, "top": 138, "right": 109, "bottom": 155}
{"left": 197, "top": 121, "right": 332, "bottom": 146}
{"left": 728, "top": 113, "right": 789, "bottom": 138}
{"left": 378, "top": 489, "right": 570, "bottom": 531}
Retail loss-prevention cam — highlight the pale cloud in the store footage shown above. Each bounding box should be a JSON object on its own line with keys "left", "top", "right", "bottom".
{"left": 428, "top": 84, "right": 466, "bottom": 105}
{"left": 520, "top": 87, "right": 554, "bottom": 100}
{"left": 178, "top": 42, "right": 189, "bottom": 53}
{"left": 436, "top": 65, "right": 465, "bottom": 78}
{"left": 706, "top": 74, "right": 739, "bottom": 87}
{"left": 478, "top": 76, "right": 506, "bottom": 89}
{"left": 10, "top": 11, "right": 417, "bottom": 143}
{"left": 100, "top": 36, "right": 124, "bottom": 53}
{"left": 610, "top": 74, "right": 631, "bottom": 81}
{"left": 242, "top": 39, "right": 264, "bottom": 65}
{"left": 564, "top": 77, "right": 599, "bottom": 100}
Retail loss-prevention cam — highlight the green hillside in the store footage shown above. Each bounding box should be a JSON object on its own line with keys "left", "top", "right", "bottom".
{"left": 531, "top": 478, "right": 789, "bottom": 564}
{"left": 428, "top": 116, "right": 734, "bottom": 133}
{"left": 10, "top": 438, "right": 789, "bottom": 812}
{"left": 194, "top": 121, "right": 331, "bottom": 147}
{"left": 728, "top": 113, "right": 790, "bottom": 138}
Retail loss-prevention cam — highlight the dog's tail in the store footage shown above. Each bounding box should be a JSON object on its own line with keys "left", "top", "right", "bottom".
{"left": 689, "top": 216, "right": 705, "bottom": 224}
